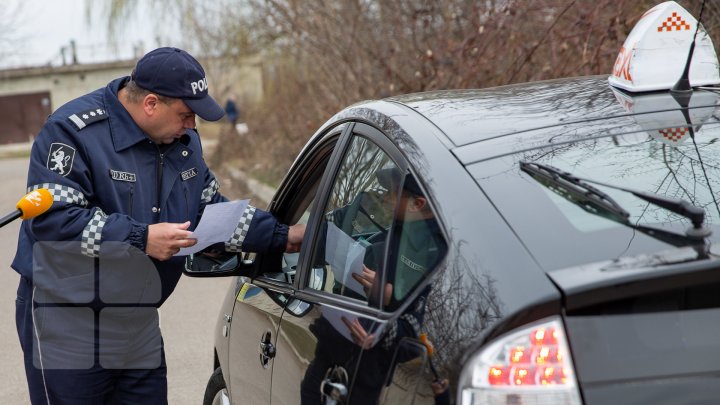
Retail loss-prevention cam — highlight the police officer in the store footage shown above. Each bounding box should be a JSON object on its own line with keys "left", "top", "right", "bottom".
{"left": 11, "top": 47, "right": 305, "bottom": 404}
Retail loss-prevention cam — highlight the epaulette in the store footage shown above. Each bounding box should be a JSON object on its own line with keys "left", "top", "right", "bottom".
{"left": 68, "top": 108, "right": 108, "bottom": 130}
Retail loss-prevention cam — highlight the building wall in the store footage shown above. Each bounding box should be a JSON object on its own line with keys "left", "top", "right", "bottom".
{"left": 0, "top": 63, "right": 134, "bottom": 112}
{"left": 0, "top": 55, "right": 262, "bottom": 144}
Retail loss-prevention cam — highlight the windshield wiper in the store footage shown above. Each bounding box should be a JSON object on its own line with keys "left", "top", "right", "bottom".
{"left": 519, "top": 161, "right": 712, "bottom": 246}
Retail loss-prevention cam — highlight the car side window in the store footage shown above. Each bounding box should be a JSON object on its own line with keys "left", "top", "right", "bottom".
{"left": 256, "top": 132, "right": 341, "bottom": 286}
{"left": 383, "top": 173, "right": 446, "bottom": 310}
{"left": 274, "top": 182, "right": 319, "bottom": 285}
{"left": 307, "top": 135, "right": 398, "bottom": 305}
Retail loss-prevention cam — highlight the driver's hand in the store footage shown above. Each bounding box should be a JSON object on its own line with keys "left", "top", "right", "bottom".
{"left": 351, "top": 265, "right": 376, "bottom": 289}
{"left": 352, "top": 266, "right": 393, "bottom": 306}
{"left": 341, "top": 316, "right": 375, "bottom": 349}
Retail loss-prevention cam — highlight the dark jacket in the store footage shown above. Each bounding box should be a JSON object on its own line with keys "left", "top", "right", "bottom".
{"left": 12, "top": 77, "right": 286, "bottom": 306}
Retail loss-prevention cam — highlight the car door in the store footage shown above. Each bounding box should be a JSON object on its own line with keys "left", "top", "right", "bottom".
{"left": 224, "top": 124, "right": 349, "bottom": 404}
{"left": 224, "top": 123, "right": 348, "bottom": 404}
{"left": 226, "top": 275, "right": 285, "bottom": 404}
{"left": 265, "top": 122, "right": 446, "bottom": 405}
{"left": 271, "top": 124, "right": 398, "bottom": 405}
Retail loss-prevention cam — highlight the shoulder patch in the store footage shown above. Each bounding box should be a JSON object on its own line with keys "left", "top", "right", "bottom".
{"left": 68, "top": 108, "right": 108, "bottom": 130}
{"left": 47, "top": 143, "right": 76, "bottom": 176}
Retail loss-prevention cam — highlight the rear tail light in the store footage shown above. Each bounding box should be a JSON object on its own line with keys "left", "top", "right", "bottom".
{"left": 459, "top": 316, "right": 582, "bottom": 404}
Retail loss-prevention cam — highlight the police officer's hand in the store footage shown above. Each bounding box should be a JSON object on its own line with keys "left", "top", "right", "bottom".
{"left": 285, "top": 223, "right": 306, "bottom": 253}
{"left": 146, "top": 221, "right": 197, "bottom": 260}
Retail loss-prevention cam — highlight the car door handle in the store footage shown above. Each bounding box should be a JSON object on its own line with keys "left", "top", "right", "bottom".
{"left": 259, "top": 331, "right": 276, "bottom": 368}
{"left": 320, "top": 365, "right": 349, "bottom": 404}
{"left": 320, "top": 380, "right": 348, "bottom": 404}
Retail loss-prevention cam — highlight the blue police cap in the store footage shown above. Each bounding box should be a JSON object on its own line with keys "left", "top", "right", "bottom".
{"left": 131, "top": 47, "right": 225, "bottom": 121}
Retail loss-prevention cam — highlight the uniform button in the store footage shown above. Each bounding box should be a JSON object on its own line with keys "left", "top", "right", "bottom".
{"left": 181, "top": 150, "right": 188, "bottom": 157}
{"left": 152, "top": 207, "right": 158, "bottom": 213}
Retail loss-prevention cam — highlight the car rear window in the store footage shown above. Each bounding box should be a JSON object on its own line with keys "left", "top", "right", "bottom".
{"left": 471, "top": 123, "right": 720, "bottom": 271}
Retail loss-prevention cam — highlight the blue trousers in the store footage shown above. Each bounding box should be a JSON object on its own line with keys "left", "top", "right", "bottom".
{"left": 16, "top": 277, "right": 168, "bottom": 405}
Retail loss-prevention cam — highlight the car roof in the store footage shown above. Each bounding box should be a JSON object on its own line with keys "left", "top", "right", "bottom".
{"left": 388, "top": 75, "right": 720, "bottom": 165}
{"left": 388, "top": 75, "right": 621, "bottom": 146}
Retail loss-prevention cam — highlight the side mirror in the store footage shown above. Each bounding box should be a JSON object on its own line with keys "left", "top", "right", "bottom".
{"left": 183, "top": 251, "right": 254, "bottom": 277}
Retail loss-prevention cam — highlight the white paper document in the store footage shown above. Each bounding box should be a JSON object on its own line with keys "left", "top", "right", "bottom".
{"left": 325, "top": 223, "right": 368, "bottom": 297}
{"left": 175, "top": 199, "right": 249, "bottom": 256}
{"left": 321, "top": 305, "right": 357, "bottom": 342}
{"left": 321, "top": 306, "right": 385, "bottom": 346}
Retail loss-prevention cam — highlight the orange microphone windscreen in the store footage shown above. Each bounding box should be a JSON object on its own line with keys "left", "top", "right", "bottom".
{"left": 16, "top": 188, "right": 53, "bottom": 219}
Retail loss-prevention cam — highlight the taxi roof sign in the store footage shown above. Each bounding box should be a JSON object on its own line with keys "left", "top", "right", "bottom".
{"left": 610, "top": 87, "right": 719, "bottom": 147}
{"left": 608, "top": 1, "right": 720, "bottom": 92}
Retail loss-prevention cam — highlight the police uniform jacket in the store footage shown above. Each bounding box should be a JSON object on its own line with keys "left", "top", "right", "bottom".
{"left": 12, "top": 77, "right": 287, "bottom": 305}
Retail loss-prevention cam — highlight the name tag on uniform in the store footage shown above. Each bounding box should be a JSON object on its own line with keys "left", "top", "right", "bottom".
{"left": 400, "top": 254, "right": 425, "bottom": 272}
{"left": 109, "top": 169, "right": 136, "bottom": 182}
{"left": 181, "top": 168, "right": 198, "bottom": 181}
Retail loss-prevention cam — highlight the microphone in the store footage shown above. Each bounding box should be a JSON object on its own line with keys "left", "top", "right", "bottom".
{"left": 0, "top": 189, "right": 53, "bottom": 228}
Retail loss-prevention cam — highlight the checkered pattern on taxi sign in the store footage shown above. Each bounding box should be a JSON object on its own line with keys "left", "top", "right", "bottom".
{"left": 659, "top": 127, "right": 688, "bottom": 142}
{"left": 658, "top": 12, "right": 691, "bottom": 32}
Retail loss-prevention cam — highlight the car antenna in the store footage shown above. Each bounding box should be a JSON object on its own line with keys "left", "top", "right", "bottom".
{"left": 666, "top": 0, "right": 720, "bottom": 221}
{"left": 670, "top": 0, "right": 707, "bottom": 96}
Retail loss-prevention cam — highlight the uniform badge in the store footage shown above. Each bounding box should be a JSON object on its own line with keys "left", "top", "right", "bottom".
{"left": 109, "top": 169, "right": 136, "bottom": 182}
{"left": 46, "top": 143, "right": 75, "bottom": 176}
{"left": 181, "top": 168, "right": 198, "bottom": 181}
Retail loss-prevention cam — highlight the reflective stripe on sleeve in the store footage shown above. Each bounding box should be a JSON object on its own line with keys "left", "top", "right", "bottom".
{"left": 28, "top": 183, "right": 88, "bottom": 207}
{"left": 81, "top": 208, "right": 107, "bottom": 258}
{"left": 225, "top": 205, "right": 256, "bottom": 252}
{"left": 200, "top": 179, "right": 219, "bottom": 203}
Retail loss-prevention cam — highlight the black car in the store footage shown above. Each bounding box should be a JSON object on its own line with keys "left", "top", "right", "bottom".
{"left": 186, "top": 3, "right": 720, "bottom": 404}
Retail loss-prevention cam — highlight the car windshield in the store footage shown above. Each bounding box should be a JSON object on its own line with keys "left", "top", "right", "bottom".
{"left": 473, "top": 117, "right": 720, "bottom": 271}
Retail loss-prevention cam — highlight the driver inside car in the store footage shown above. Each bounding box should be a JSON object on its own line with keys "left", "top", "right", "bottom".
{"left": 302, "top": 167, "right": 446, "bottom": 404}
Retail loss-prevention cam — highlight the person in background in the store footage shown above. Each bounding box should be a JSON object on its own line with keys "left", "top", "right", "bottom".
{"left": 224, "top": 94, "right": 239, "bottom": 129}
{"left": 12, "top": 47, "right": 304, "bottom": 404}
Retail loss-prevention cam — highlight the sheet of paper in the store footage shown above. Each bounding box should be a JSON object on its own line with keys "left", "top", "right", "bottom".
{"left": 343, "top": 241, "right": 368, "bottom": 296}
{"left": 176, "top": 199, "right": 249, "bottom": 256}
{"left": 321, "top": 306, "right": 355, "bottom": 342}
{"left": 321, "top": 306, "right": 385, "bottom": 346}
{"left": 324, "top": 223, "right": 367, "bottom": 297}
